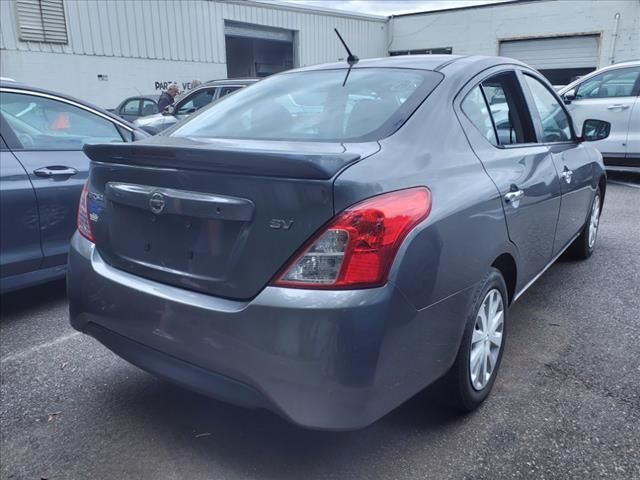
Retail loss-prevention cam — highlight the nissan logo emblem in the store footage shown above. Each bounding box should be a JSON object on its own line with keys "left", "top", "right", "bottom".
{"left": 149, "top": 192, "right": 166, "bottom": 214}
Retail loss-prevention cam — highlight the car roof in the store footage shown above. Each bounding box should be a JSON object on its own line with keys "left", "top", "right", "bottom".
{"left": 290, "top": 55, "right": 528, "bottom": 73}
{"left": 204, "top": 78, "right": 260, "bottom": 86}
{"left": 127, "top": 94, "right": 160, "bottom": 100}
{"left": 559, "top": 60, "right": 640, "bottom": 94}
{"left": 0, "top": 81, "right": 145, "bottom": 131}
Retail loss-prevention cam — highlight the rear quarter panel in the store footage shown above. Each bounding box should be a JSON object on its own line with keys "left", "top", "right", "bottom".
{"left": 334, "top": 82, "right": 515, "bottom": 390}
{"left": 334, "top": 81, "right": 514, "bottom": 311}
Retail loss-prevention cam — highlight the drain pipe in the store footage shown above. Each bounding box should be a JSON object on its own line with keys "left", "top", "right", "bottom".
{"left": 609, "top": 12, "right": 620, "bottom": 64}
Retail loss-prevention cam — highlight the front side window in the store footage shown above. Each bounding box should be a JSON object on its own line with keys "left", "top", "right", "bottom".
{"left": 141, "top": 99, "right": 158, "bottom": 116}
{"left": 523, "top": 75, "right": 572, "bottom": 142}
{"left": 0, "top": 92, "right": 123, "bottom": 150}
{"left": 575, "top": 67, "right": 640, "bottom": 99}
{"left": 480, "top": 72, "right": 536, "bottom": 146}
{"left": 172, "top": 68, "right": 441, "bottom": 142}
{"left": 176, "top": 89, "right": 216, "bottom": 115}
{"left": 462, "top": 86, "right": 497, "bottom": 146}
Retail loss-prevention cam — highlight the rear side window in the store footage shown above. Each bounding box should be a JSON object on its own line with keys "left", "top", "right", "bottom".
{"left": 171, "top": 69, "right": 442, "bottom": 142}
{"left": 576, "top": 67, "right": 640, "bottom": 99}
{"left": 462, "top": 86, "right": 497, "bottom": 146}
{"left": 121, "top": 99, "right": 140, "bottom": 115}
{"left": 0, "top": 92, "right": 123, "bottom": 150}
{"left": 523, "top": 75, "right": 572, "bottom": 142}
{"left": 218, "top": 86, "right": 241, "bottom": 98}
{"left": 176, "top": 88, "right": 216, "bottom": 115}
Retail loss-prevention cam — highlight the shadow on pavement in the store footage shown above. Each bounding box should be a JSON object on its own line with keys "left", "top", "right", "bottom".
{"left": 104, "top": 371, "right": 462, "bottom": 479}
{"left": 0, "top": 279, "right": 67, "bottom": 319}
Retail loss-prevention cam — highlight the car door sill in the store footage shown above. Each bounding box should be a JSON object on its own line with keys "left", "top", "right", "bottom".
{"left": 513, "top": 231, "right": 581, "bottom": 303}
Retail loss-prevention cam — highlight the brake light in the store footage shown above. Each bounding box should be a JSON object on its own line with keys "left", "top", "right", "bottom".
{"left": 77, "top": 182, "right": 95, "bottom": 243}
{"left": 273, "top": 187, "right": 431, "bottom": 289}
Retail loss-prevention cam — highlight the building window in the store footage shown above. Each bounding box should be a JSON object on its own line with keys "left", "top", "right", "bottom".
{"left": 15, "top": 0, "right": 68, "bottom": 44}
{"left": 389, "top": 47, "right": 452, "bottom": 56}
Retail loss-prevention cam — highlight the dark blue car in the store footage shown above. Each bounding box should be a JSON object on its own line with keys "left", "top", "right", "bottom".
{"left": 0, "top": 81, "right": 148, "bottom": 293}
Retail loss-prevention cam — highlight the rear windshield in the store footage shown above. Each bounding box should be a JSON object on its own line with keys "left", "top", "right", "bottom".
{"left": 170, "top": 68, "right": 442, "bottom": 142}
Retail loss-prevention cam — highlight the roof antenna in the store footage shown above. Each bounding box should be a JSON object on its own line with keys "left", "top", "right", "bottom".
{"left": 334, "top": 28, "right": 359, "bottom": 87}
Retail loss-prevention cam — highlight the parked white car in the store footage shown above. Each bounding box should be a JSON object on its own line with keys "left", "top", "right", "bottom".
{"left": 560, "top": 60, "right": 640, "bottom": 173}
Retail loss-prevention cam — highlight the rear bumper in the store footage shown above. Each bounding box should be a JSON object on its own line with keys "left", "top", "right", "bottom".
{"left": 68, "top": 233, "right": 473, "bottom": 430}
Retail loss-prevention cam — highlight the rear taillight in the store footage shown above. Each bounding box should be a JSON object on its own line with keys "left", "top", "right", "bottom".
{"left": 77, "top": 182, "right": 95, "bottom": 243}
{"left": 273, "top": 187, "right": 431, "bottom": 289}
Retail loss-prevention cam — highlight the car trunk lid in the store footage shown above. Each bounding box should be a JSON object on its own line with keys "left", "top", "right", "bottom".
{"left": 83, "top": 137, "right": 377, "bottom": 299}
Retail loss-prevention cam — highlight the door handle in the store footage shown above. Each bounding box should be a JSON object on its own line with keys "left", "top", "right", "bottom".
{"left": 504, "top": 190, "right": 524, "bottom": 203}
{"left": 561, "top": 168, "right": 573, "bottom": 184}
{"left": 607, "top": 104, "right": 630, "bottom": 110}
{"left": 34, "top": 166, "right": 79, "bottom": 178}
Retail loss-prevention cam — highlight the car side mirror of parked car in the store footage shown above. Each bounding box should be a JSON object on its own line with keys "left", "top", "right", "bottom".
{"left": 580, "top": 119, "right": 611, "bottom": 142}
{"left": 162, "top": 105, "right": 175, "bottom": 116}
{"left": 563, "top": 88, "right": 576, "bottom": 105}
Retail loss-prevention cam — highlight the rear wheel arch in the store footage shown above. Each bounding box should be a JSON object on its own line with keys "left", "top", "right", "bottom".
{"left": 598, "top": 175, "right": 606, "bottom": 208}
{"left": 491, "top": 253, "right": 517, "bottom": 305}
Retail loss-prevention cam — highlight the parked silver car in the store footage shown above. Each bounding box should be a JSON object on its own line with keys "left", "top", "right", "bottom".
{"left": 134, "top": 79, "right": 258, "bottom": 135}
{"left": 560, "top": 60, "right": 640, "bottom": 172}
{"left": 68, "top": 55, "right": 609, "bottom": 430}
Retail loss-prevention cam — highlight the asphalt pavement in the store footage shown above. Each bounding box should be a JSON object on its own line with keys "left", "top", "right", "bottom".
{"left": 1, "top": 182, "right": 639, "bottom": 480}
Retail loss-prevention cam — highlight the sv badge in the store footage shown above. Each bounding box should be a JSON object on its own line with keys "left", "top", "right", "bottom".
{"left": 269, "top": 219, "right": 294, "bottom": 230}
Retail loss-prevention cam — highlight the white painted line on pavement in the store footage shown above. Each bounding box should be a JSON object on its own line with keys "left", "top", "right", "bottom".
{"left": 609, "top": 180, "right": 640, "bottom": 189}
{"left": 1, "top": 331, "right": 82, "bottom": 364}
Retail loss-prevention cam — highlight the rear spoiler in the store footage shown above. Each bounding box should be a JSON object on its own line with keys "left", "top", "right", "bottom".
{"left": 83, "top": 142, "right": 360, "bottom": 180}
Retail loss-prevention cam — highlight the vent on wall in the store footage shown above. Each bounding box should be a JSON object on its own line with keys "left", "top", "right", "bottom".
{"left": 15, "top": 0, "right": 68, "bottom": 44}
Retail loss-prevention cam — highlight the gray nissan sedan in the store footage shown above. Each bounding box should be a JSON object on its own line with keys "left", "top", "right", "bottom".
{"left": 68, "top": 55, "right": 609, "bottom": 430}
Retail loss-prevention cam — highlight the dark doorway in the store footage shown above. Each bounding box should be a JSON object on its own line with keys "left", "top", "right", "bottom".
{"left": 538, "top": 67, "right": 596, "bottom": 86}
{"left": 225, "top": 36, "right": 294, "bottom": 78}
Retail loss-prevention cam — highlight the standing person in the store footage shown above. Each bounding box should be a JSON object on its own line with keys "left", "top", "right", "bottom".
{"left": 190, "top": 79, "right": 202, "bottom": 89}
{"left": 157, "top": 83, "right": 179, "bottom": 112}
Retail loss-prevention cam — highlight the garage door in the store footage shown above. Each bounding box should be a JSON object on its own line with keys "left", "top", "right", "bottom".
{"left": 499, "top": 35, "right": 599, "bottom": 69}
{"left": 224, "top": 21, "right": 295, "bottom": 78}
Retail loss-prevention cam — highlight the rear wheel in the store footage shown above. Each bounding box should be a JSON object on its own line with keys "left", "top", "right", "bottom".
{"left": 567, "top": 189, "right": 601, "bottom": 260}
{"left": 437, "top": 268, "right": 508, "bottom": 412}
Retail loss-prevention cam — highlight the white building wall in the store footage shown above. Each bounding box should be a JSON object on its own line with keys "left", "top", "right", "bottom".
{"left": 390, "top": 0, "right": 640, "bottom": 67}
{"left": 0, "top": 0, "right": 387, "bottom": 107}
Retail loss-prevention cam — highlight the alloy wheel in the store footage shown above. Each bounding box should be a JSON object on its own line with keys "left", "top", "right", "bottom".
{"left": 588, "top": 194, "right": 600, "bottom": 249}
{"left": 470, "top": 288, "right": 504, "bottom": 391}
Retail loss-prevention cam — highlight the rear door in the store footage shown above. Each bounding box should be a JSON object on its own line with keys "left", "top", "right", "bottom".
{"left": 565, "top": 66, "right": 640, "bottom": 159}
{"left": 520, "top": 71, "right": 594, "bottom": 254}
{"left": 457, "top": 68, "right": 562, "bottom": 289}
{"left": 0, "top": 89, "right": 128, "bottom": 268}
{"left": 0, "top": 129, "right": 42, "bottom": 281}
{"left": 623, "top": 90, "right": 640, "bottom": 168}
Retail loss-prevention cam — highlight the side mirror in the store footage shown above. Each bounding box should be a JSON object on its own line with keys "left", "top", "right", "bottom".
{"left": 563, "top": 88, "right": 576, "bottom": 105}
{"left": 162, "top": 105, "right": 175, "bottom": 115}
{"left": 580, "top": 119, "right": 611, "bottom": 142}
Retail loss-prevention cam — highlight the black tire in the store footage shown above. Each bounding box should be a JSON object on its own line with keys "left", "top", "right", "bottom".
{"left": 436, "top": 268, "right": 508, "bottom": 412}
{"left": 566, "top": 188, "right": 601, "bottom": 260}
